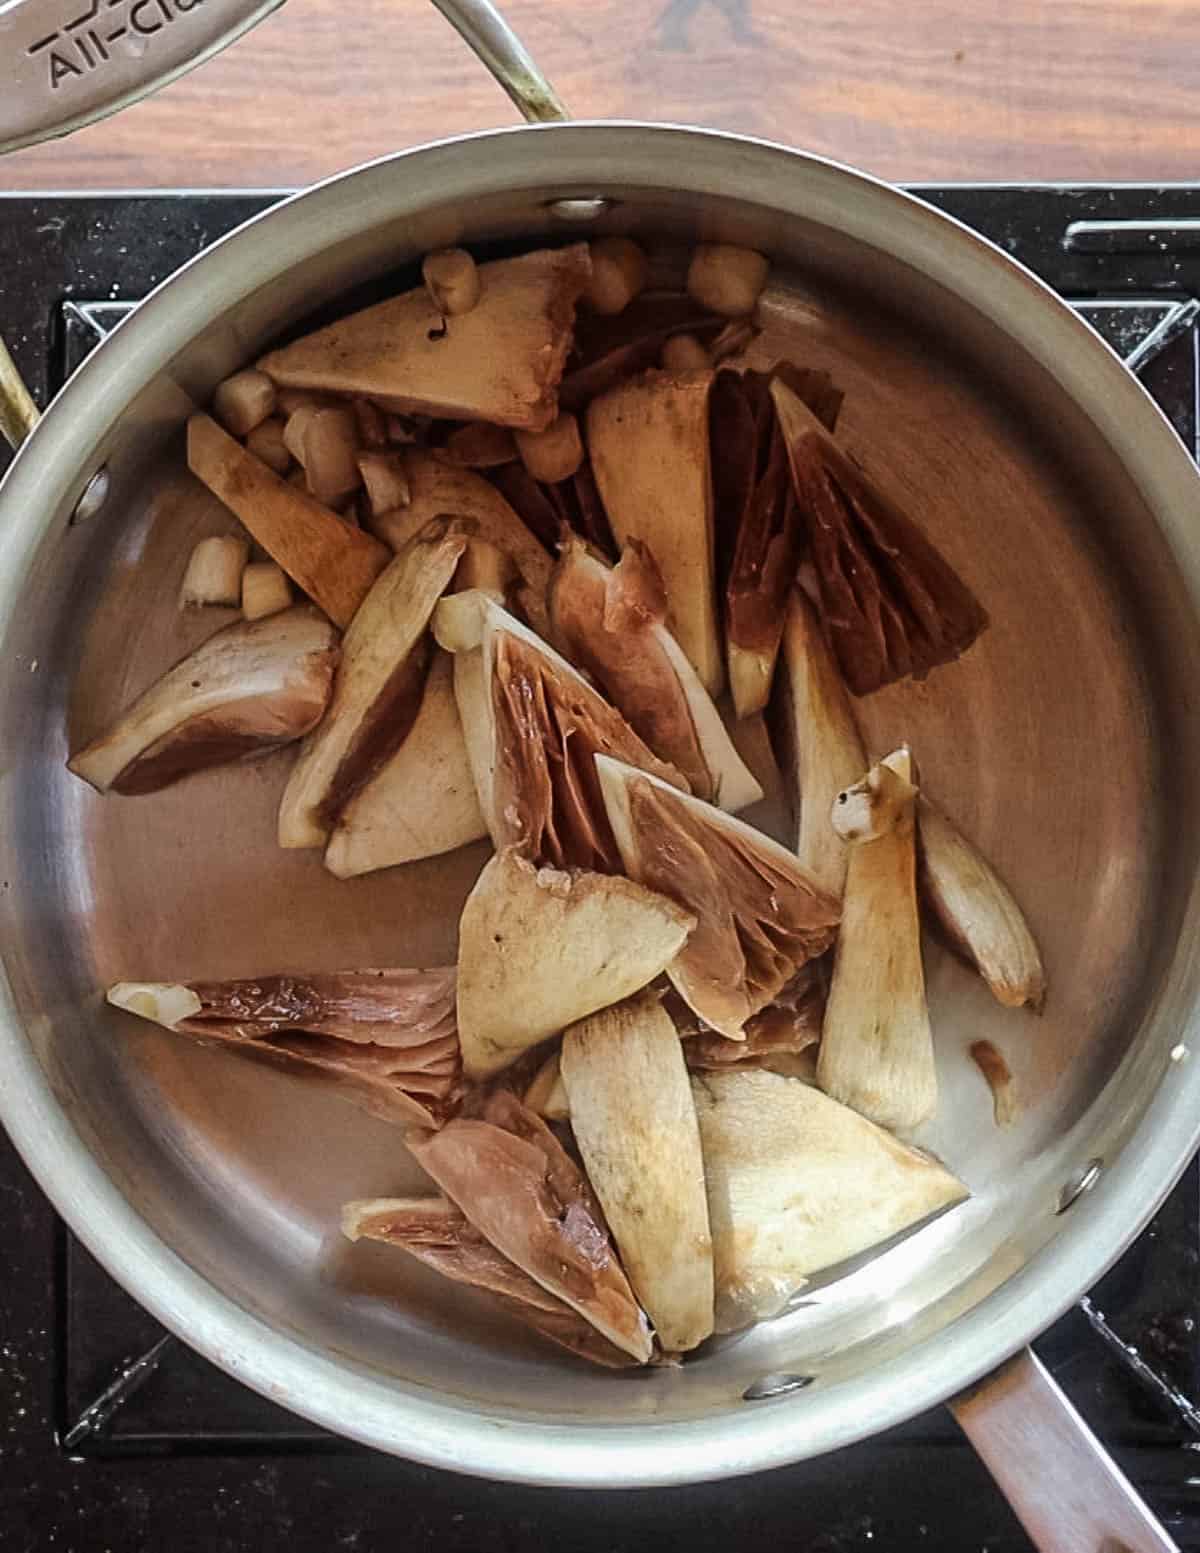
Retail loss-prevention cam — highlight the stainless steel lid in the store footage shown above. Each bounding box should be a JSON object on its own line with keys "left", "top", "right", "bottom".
{"left": 0, "top": 0, "right": 285, "bottom": 156}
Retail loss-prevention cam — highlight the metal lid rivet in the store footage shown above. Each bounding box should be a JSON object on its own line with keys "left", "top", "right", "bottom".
{"left": 546, "top": 197, "right": 612, "bottom": 222}
{"left": 742, "top": 1372, "right": 815, "bottom": 1401}
{"left": 1056, "top": 1157, "right": 1103, "bottom": 1214}
{"left": 71, "top": 467, "right": 109, "bottom": 524}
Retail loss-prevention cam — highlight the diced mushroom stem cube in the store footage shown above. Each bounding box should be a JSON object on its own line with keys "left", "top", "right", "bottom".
{"left": 686, "top": 244, "right": 770, "bottom": 317}
{"left": 357, "top": 451, "right": 411, "bottom": 517}
{"left": 422, "top": 248, "right": 481, "bottom": 316}
{"left": 303, "top": 407, "right": 362, "bottom": 505}
{"left": 242, "top": 561, "right": 293, "bottom": 621}
{"left": 212, "top": 369, "right": 277, "bottom": 437}
{"left": 661, "top": 332, "right": 711, "bottom": 371}
{"left": 180, "top": 534, "right": 249, "bottom": 607}
{"left": 245, "top": 416, "right": 291, "bottom": 475}
{"left": 584, "top": 238, "right": 649, "bottom": 316}
{"left": 514, "top": 412, "right": 583, "bottom": 485}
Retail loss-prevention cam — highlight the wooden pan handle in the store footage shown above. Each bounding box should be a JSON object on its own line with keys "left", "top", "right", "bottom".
{"left": 950, "top": 1348, "right": 1179, "bottom": 1553}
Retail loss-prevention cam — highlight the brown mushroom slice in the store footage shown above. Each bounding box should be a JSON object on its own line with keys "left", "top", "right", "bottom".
{"left": 692, "top": 1068, "right": 968, "bottom": 1331}
{"left": 257, "top": 245, "right": 591, "bottom": 432}
{"left": 818, "top": 749, "right": 936, "bottom": 1132}
{"left": 548, "top": 538, "right": 761, "bottom": 810}
{"left": 325, "top": 651, "right": 486, "bottom": 878}
{"left": 918, "top": 797, "right": 1046, "bottom": 1011}
{"left": 342, "top": 1196, "right": 637, "bottom": 1368}
{"left": 456, "top": 849, "right": 695, "bottom": 1080}
{"left": 586, "top": 369, "right": 724, "bottom": 695}
{"left": 596, "top": 757, "right": 840, "bottom": 1039}
{"left": 561, "top": 991, "right": 714, "bottom": 1352}
{"left": 773, "top": 587, "right": 867, "bottom": 896}
{"left": 683, "top": 961, "right": 827, "bottom": 1070}
{"left": 559, "top": 302, "right": 728, "bottom": 413}
{"left": 279, "top": 521, "right": 468, "bottom": 849}
{"left": 407, "top": 1089, "right": 653, "bottom": 1363}
{"left": 187, "top": 415, "right": 388, "bottom": 629}
{"left": 433, "top": 591, "right": 688, "bottom": 873}
{"left": 523, "top": 1051, "right": 570, "bottom": 1120}
{"left": 107, "top": 969, "right": 462, "bottom": 1128}
{"left": 772, "top": 380, "right": 988, "bottom": 696}
{"left": 68, "top": 607, "right": 339, "bottom": 796}
{"left": 490, "top": 460, "right": 617, "bottom": 561}
{"left": 368, "top": 451, "right": 553, "bottom": 637}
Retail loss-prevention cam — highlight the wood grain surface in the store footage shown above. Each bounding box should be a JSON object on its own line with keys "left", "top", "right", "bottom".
{"left": 5, "top": 0, "right": 1200, "bottom": 190}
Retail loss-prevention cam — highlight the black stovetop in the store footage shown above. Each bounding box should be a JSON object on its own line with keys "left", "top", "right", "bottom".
{"left": 1, "top": 187, "right": 1199, "bottom": 1553}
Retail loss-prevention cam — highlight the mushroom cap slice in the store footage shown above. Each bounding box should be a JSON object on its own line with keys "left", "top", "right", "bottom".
{"left": 692, "top": 1068, "right": 968, "bottom": 1331}
{"left": 433, "top": 590, "right": 687, "bottom": 873}
{"left": 325, "top": 651, "right": 487, "bottom": 878}
{"left": 561, "top": 991, "right": 714, "bottom": 1352}
{"left": 68, "top": 606, "right": 339, "bottom": 795}
{"left": 549, "top": 538, "right": 761, "bottom": 811}
{"left": 455, "top": 849, "right": 695, "bottom": 1080}
{"left": 597, "top": 756, "right": 839, "bottom": 1039}
{"left": 257, "top": 245, "right": 591, "bottom": 432}
{"left": 342, "top": 1195, "right": 637, "bottom": 1368}
{"left": 278, "top": 520, "right": 468, "bottom": 849}
{"left": 407, "top": 1089, "right": 653, "bottom": 1363}
{"left": 586, "top": 368, "right": 724, "bottom": 695}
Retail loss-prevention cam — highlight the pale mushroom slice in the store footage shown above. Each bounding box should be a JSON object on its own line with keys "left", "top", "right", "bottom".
{"left": 682, "top": 960, "right": 827, "bottom": 1071}
{"left": 692, "top": 1068, "right": 968, "bottom": 1331}
{"left": 68, "top": 607, "right": 339, "bottom": 795}
{"left": 597, "top": 756, "right": 839, "bottom": 1039}
{"left": 107, "top": 967, "right": 461, "bottom": 1127}
{"left": 433, "top": 590, "right": 688, "bottom": 873}
{"left": 407, "top": 1089, "right": 654, "bottom": 1363}
{"left": 456, "top": 849, "right": 695, "bottom": 1080}
{"left": 548, "top": 537, "right": 761, "bottom": 810}
{"left": 278, "top": 520, "right": 468, "bottom": 849}
{"left": 257, "top": 245, "right": 592, "bottom": 431}
{"left": 818, "top": 749, "right": 937, "bottom": 1132}
{"left": 325, "top": 651, "right": 486, "bottom": 878}
{"left": 368, "top": 451, "right": 553, "bottom": 638}
{"left": 918, "top": 797, "right": 1046, "bottom": 1010}
{"left": 773, "top": 586, "right": 867, "bottom": 896}
{"left": 342, "top": 1196, "right": 637, "bottom": 1368}
{"left": 561, "top": 991, "right": 714, "bottom": 1352}
{"left": 586, "top": 368, "right": 724, "bottom": 694}
{"left": 523, "top": 1050, "right": 570, "bottom": 1120}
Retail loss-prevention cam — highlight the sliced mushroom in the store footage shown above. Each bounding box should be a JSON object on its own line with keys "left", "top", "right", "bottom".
{"left": 683, "top": 960, "right": 827, "bottom": 1070}
{"left": 407, "top": 1089, "right": 653, "bottom": 1363}
{"left": 773, "top": 587, "right": 866, "bottom": 895}
{"left": 548, "top": 537, "right": 761, "bottom": 810}
{"left": 257, "top": 245, "right": 591, "bottom": 432}
{"left": 918, "top": 797, "right": 1046, "bottom": 1010}
{"left": 597, "top": 756, "right": 839, "bottom": 1039}
{"left": 523, "top": 1050, "right": 570, "bottom": 1121}
{"left": 325, "top": 651, "right": 486, "bottom": 878}
{"left": 818, "top": 749, "right": 936, "bottom": 1131}
{"left": 771, "top": 380, "right": 988, "bottom": 696}
{"left": 368, "top": 451, "right": 553, "bottom": 637}
{"left": 342, "top": 1195, "right": 637, "bottom": 1368}
{"left": 107, "top": 967, "right": 461, "bottom": 1127}
{"left": 68, "top": 607, "right": 339, "bottom": 796}
{"left": 561, "top": 991, "right": 714, "bottom": 1351}
{"left": 455, "top": 848, "right": 695, "bottom": 1080}
{"left": 187, "top": 414, "right": 388, "bottom": 629}
{"left": 490, "top": 460, "right": 617, "bottom": 561}
{"left": 586, "top": 369, "right": 724, "bottom": 695}
{"left": 692, "top": 1068, "right": 968, "bottom": 1331}
{"left": 278, "top": 521, "right": 468, "bottom": 849}
{"left": 969, "top": 1039, "right": 1018, "bottom": 1128}
{"left": 433, "top": 591, "right": 687, "bottom": 873}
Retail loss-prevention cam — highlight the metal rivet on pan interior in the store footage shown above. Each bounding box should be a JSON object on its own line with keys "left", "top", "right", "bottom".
{"left": 742, "top": 1372, "right": 815, "bottom": 1402}
{"left": 1056, "top": 1157, "right": 1103, "bottom": 1214}
{"left": 71, "top": 467, "right": 109, "bottom": 524}
{"left": 546, "top": 197, "right": 612, "bottom": 222}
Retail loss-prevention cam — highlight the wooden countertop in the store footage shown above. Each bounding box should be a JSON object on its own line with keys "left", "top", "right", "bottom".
{"left": 5, "top": 0, "right": 1200, "bottom": 190}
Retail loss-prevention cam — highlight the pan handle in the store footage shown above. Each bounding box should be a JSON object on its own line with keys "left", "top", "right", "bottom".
{"left": 950, "top": 1348, "right": 1180, "bottom": 1553}
{"left": 428, "top": 0, "right": 570, "bottom": 124}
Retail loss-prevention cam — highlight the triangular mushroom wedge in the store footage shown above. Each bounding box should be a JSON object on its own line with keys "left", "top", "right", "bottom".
{"left": 325, "top": 651, "right": 486, "bottom": 878}
{"left": 586, "top": 368, "right": 724, "bottom": 695}
{"left": 107, "top": 968, "right": 461, "bottom": 1127}
{"left": 367, "top": 452, "right": 554, "bottom": 638}
{"left": 596, "top": 756, "right": 840, "bottom": 1039}
{"left": 549, "top": 537, "right": 761, "bottom": 811}
{"left": 342, "top": 1196, "right": 637, "bottom": 1368}
{"left": 818, "top": 749, "right": 937, "bottom": 1131}
{"left": 771, "top": 379, "right": 988, "bottom": 696}
{"left": 561, "top": 991, "right": 714, "bottom": 1352}
{"left": 692, "top": 1068, "right": 968, "bottom": 1331}
{"left": 407, "top": 1089, "right": 653, "bottom": 1363}
{"left": 456, "top": 848, "right": 695, "bottom": 1080}
{"left": 278, "top": 520, "right": 468, "bottom": 849}
{"left": 773, "top": 587, "right": 867, "bottom": 896}
{"left": 433, "top": 590, "right": 687, "bottom": 873}
{"left": 257, "top": 245, "right": 592, "bottom": 432}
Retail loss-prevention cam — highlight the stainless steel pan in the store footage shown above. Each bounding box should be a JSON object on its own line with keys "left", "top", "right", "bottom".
{"left": 1, "top": 6, "right": 1198, "bottom": 1549}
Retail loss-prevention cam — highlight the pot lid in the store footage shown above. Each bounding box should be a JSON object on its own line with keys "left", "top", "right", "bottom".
{"left": 0, "top": 0, "right": 284, "bottom": 156}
